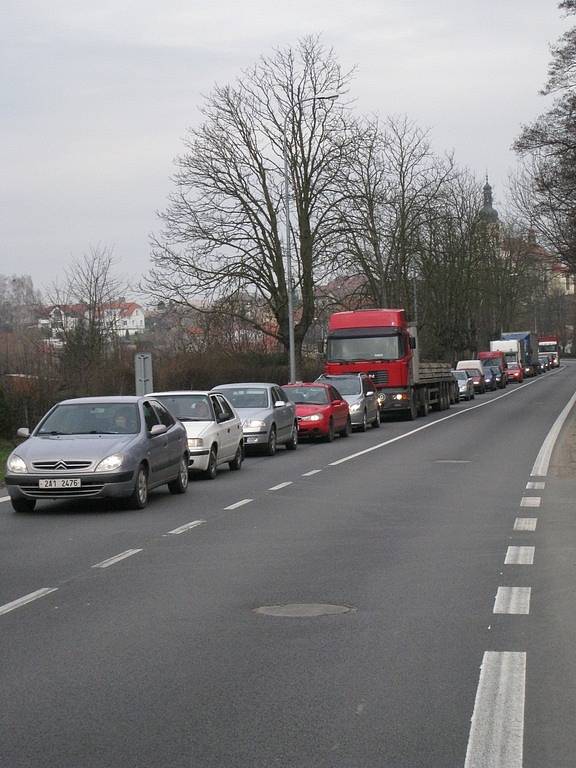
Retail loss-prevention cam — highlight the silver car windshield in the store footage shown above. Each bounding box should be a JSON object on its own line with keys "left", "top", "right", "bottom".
{"left": 318, "top": 377, "right": 361, "bottom": 395}
{"left": 155, "top": 395, "right": 213, "bottom": 422}
{"left": 37, "top": 403, "right": 141, "bottom": 435}
{"left": 221, "top": 388, "right": 269, "bottom": 409}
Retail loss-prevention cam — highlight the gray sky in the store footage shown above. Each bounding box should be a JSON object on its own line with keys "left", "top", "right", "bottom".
{"left": 1, "top": 0, "right": 569, "bottom": 289}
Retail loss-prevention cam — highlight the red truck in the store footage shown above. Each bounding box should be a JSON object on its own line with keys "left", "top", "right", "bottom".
{"left": 324, "top": 309, "right": 455, "bottom": 420}
{"left": 478, "top": 350, "right": 507, "bottom": 388}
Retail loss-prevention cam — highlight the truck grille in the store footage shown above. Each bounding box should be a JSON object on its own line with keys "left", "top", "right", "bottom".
{"left": 32, "top": 460, "right": 93, "bottom": 471}
{"left": 369, "top": 370, "right": 389, "bottom": 385}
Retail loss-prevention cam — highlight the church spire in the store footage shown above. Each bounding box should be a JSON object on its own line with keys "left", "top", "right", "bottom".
{"left": 480, "top": 175, "right": 499, "bottom": 224}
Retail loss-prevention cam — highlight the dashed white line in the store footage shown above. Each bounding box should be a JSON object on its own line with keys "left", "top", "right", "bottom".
{"left": 505, "top": 546, "right": 535, "bottom": 565}
{"left": 493, "top": 587, "right": 531, "bottom": 614}
{"left": 514, "top": 517, "right": 538, "bottom": 532}
{"left": 167, "top": 520, "right": 206, "bottom": 535}
{"left": 531, "top": 387, "right": 576, "bottom": 477}
{"left": 0, "top": 588, "right": 58, "bottom": 617}
{"left": 526, "top": 481, "right": 545, "bottom": 490}
{"left": 464, "top": 651, "right": 526, "bottom": 768}
{"left": 268, "top": 482, "right": 293, "bottom": 491}
{"left": 0, "top": 496, "right": 10, "bottom": 504}
{"left": 92, "top": 549, "right": 143, "bottom": 569}
{"left": 223, "top": 498, "right": 253, "bottom": 510}
{"left": 520, "top": 496, "right": 541, "bottom": 508}
{"left": 302, "top": 470, "right": 322, "bottom": 477}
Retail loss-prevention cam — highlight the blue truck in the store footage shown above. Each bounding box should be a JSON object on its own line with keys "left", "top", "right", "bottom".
{"left": 500, "top": 331, "right": 539, "bottom": 377}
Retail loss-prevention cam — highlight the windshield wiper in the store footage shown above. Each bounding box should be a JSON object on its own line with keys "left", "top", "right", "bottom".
{"left": 38, "top": 430, "right": 69, "bottom": 436}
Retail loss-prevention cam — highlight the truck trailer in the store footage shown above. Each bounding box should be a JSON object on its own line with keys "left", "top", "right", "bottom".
{"left": 324, "top": 309, "right": 454, "bottom": 420}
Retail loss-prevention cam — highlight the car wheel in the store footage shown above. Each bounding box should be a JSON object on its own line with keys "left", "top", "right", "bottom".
{"left": 339, "top": 417, "right": 352, "bottom": 438}
{"left": 11, "top": 497, "right": 36, "bottom": 513}
{"left": 285, "top": 423, "right": 298, "bottom": 451}
{"left": 127, "top": 464, "right": 149, "bottom": 509}
{"left": 265, "top": 426, "right": 277, "bottom": 456}
{"left": 359, "top": 411, "right": 368, "bottom": 432}
{"left": 168, "top": 455, "right": 189, "bottom": 494}
{"left": 229, "top": 443, "right": 244, "bottom": 470}
{"left": 372, "top": 410, "right": 381, "bottom": 428}
{"left": 324, "top": 418, "right": 335, "bottom": 442}
{"left": 204, "top": 447, "right": 218, "bottom": 479}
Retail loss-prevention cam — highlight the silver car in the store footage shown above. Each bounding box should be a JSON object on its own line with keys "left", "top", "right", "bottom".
{"left": 316, "top": 373, "right": 380, "bottom": 431}
{"left": 4, "top": 396, "right": 189, "bottom": 512}
{"left": 211, "top": 383, "right": 298, "bottom": 455}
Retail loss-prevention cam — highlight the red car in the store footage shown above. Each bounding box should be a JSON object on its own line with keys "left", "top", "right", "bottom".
{"left": 507, "top": 362, "right": 524, "bottom": 382}
{"left": 281, "top": 382, "right": 351, "bottom": 441}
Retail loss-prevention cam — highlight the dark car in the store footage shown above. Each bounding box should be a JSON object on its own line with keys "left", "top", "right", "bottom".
{"left": 482, "top": 366, "right": 498, "bottom": 391}
{"left": 465, "top": 368, "right": 486, "bottom": 394}
{"left": 5, "top": 396, "right": 189, "bottom": 512}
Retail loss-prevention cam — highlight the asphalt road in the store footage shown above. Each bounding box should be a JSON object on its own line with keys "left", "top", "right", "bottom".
{"left": 1, "top": 364, "right": 576, "bottom": 767}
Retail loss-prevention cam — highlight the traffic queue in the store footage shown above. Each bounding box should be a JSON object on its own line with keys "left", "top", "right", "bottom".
{"left": 3, "top": 309, "right": 560, "bottom": 513}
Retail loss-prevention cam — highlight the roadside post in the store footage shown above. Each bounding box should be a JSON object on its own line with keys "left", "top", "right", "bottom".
{"left": 134, "top": 353, "right": 154, "bottom": 395}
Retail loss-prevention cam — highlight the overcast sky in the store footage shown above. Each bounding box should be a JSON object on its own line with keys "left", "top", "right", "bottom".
{"left": 1, "top": 0, "right": 569, "bottom": 289}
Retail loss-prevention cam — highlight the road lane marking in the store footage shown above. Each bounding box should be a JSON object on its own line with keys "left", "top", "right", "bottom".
{"left": 531, "top": 388, "right": 576, "bottom": 476}
{"left": 92, "top": 549, "right": 143, "bottom": 569}
{"left": 493, "top": 587, "right": 531, "bottom": 614}
{"left": 0, "top": 496, "right": 10, "bottom": 504}
{"left": 329, "top": 375, "right": 552, "bottom": 467}
{"left": 526, "top": 481, "right": 545, "bottom": 489}
{"left": 520, "top": 496, "right": 541, "bottom": 507}
{"left": 434, "top": 460, "right": 471, "bottom": 464}
{"left": 514, "top": 518, "right": 538, "bottom": 531}
{"left": 167, "top": 520, "right": 206, "bottom": 535}
{"left": 505, "top": 546, "right": 535, "bottom": 565}
{"left": 0, "top": 588, "right": 58, "bottom": 617}
{"left": 268, "top": 482, "right": 293, "bottom": 491}
{"left": 464, "top": 651, "right": 525, "bottom": 768}
{"left": 302, "top": 470, "right": 322, "bottom": 476}
{"left": 223, "top": 499, "right": 253, "bottom": 510}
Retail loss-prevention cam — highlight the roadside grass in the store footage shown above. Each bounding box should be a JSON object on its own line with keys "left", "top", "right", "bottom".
{"left": 0, "top": 439, "right": 15, "bottom": 486}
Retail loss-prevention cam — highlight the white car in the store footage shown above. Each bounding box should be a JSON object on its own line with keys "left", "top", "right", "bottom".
{"left": 149, "top": 391, "right": 244, "bottom": 479}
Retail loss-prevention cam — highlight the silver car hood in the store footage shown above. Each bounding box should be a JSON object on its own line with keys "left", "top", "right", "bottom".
{"left": 235, "top": 407, "right": 271, "bottom": 423}
{"left": 16, "top": 434, "right": 139, "bottom": 463}
{"left": 343, "top": 394, "right": 362, "bottom": 406}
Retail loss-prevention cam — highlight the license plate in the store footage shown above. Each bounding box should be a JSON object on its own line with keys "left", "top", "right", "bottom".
{"left": 247, "top": 437, "right": 259, "bottom": 444}
{"left": 39, "top": 478, "right": 81, "bottom": 489}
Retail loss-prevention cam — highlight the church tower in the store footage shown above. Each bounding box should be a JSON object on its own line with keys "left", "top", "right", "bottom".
{"left": 479, "top": 175, "right": 499, "bottom": 224}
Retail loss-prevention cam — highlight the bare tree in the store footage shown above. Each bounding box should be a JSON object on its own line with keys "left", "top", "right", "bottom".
{"left": 147, "top": 37, "right": 353, "bottom": 366}
{"left": 336, "top": 116, "right": 454, "bottom": 310}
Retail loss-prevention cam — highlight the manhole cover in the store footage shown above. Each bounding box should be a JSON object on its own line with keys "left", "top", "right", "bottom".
{"left": 254, "top": 603, "right": 354, "bottom": 617}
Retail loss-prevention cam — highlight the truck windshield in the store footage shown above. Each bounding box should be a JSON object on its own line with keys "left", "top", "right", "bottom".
{"left": 539, "top": 343, "right": 557, "bottom": 353}
{"left": 327, "top": 335, "right": 402, "bottom": 362}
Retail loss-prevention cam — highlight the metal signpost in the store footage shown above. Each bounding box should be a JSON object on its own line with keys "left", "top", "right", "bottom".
{"left": 134, "top": 353, "right": 154, "bottom": 395}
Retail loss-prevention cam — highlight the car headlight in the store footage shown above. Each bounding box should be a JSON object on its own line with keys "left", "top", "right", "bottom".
{"left": 188, "top": 437, "right": 204, "bottom": 449}
{"left": 377, "top": 393, "right": 386, "bottom": 403}
{"left": 349, "top": 403, "right": 361, "bottom": 413}
{"left": 300, "top": 413, "right": 322, "bottom": 422}
{"left": 244, "top": 419, "right": 267, "bottom": 428}
{"left": 95, "top": 454, "right": 123, "bottom": 472}
{"left": 7, "top": 454, "right": 27, "bottom": 474}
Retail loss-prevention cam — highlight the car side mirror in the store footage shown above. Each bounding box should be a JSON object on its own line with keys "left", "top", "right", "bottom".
{"left": 17, "top": 427, "right": 30, "bottom": 438}
{"left": 150, "top": 424, "right": 167, "bottom": 437}
{"left": 366, "top": 390, "right": 375, "bottom": 396}
{"left": 274, "top": 401, "right": 285, "bottom": 408}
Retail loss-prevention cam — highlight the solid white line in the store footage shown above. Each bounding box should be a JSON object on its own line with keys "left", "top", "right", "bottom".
{"left": 514, "top": 517, "right": 538, "bottom": 532}
{"left": 167, "top": 520, "right": 206, "bottom": 535}
{"left": 0, "top": 588, "right": 58, "bottom": 617}
{"left": 520, "top": 496, "right": 541, "bottom": 508}
{"left": 464, "top": 651, "right": 526, "bottom": 768}
{"left": 268, "top": 481, "right": 293, "bottom": 491}
{"left": 0, "top": 495, "right": 10, "bottom": 504}
{"left": 223, "top": 498, "right": 253, "bottom": 510}
{"left": 434, "top": 460, "right": 471, "bottom": 464}
{"left": 493, "top": 587, "right": 531, "bottom": 614}
{"left": 92, "top": 549, "right": 143, "bottom": 569}
{"left": 302, "top": 470, "right": 322, "bottom": 477}
{"left": 531, "top": 387, "right": 576, "bottom": 476}
{"left": 526, "top": 481, "right": 545, "bottom": 490}
{"left": 505, "top": 546, "right": 535, "bottom": 565}
{"left": 329, "top": 375, "right": 550, "bottom": 467}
